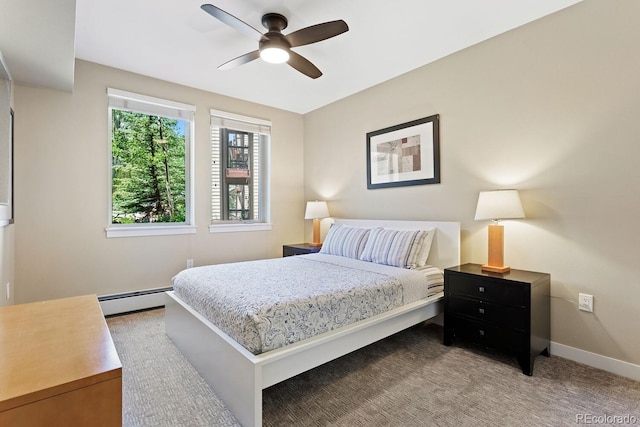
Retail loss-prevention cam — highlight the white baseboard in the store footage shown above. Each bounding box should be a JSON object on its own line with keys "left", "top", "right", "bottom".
{"left": 99, "top": 287, "right": 171, "bottom": 316}
{"left": 551, "top": 341, "right": 640, "bottom": 381}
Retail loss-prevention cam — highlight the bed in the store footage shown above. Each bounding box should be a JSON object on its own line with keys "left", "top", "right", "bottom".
{"left": 165, "top": 219, "right": 460, "bottom": 426}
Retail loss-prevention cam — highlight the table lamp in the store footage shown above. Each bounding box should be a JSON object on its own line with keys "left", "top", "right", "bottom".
{"left": 304, "top": 201, "right": 330, "bottom": 247}
{"left": 474, "top": 190, "right": 525, "bottom": 273}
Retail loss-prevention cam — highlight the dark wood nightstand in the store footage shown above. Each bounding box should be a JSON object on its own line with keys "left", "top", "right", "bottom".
{"left": 282, "top": 243, "right": 322, "bottom": 257}
{"left": 443, "top": 263, "right": 550, "bottom": 375}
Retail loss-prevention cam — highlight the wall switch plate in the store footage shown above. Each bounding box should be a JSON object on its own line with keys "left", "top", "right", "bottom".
{"left": 5, "top": 283, "right": 10, "bottom": 300}
{"left": 579, "top": 293, "right": 593, "bottom": 312}
{"left": 186, "top": 259, "right": 194, "bottom": 269}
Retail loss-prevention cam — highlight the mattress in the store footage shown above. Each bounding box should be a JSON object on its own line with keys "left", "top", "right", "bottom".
{"left": 172, "top": 253, "right": 443, "bottom": 355}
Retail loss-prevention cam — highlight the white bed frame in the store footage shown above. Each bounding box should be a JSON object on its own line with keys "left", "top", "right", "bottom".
{"left": 165, "top": 219, "right": 460, "bottom": 427}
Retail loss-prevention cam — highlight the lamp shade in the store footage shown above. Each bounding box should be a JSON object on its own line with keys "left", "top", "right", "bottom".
{"left": 304, "top": 201, "right": 330, "bottom": 219}
{"left": 474, "top": 190, "right": 525, "bottom": 221}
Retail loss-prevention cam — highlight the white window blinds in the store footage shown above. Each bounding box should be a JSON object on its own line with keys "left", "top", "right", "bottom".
{"left": 108, "top": 88, "right": 195, "bottom": 121}
{"left": 210, "top": 109, "right": 271, "bottom": 135}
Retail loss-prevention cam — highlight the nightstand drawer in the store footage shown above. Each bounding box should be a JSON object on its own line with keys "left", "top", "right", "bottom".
{"left": 448, "top": 296, "right": 527, "bottom": 330}
{"left": 447, "top": 274, "right": 527, "bottom": 306}
{"left": 449, "top": 315, "right": 526, "bottom": 352}
{"left": 283, "top": 247, "right": 307, "bottom": 257}
{"left": 283, "top": 243, "right": 322, "bottom": 257}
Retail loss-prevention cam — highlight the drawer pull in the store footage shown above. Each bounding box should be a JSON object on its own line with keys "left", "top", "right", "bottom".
{"left": 479, "top": 329, "right": 485, "bottom": 336}
{"left": 478, "top": 308, "right": 485, "bottom": 314}
{"left": 478, "top": 286, "right": 485, "bottom": 293}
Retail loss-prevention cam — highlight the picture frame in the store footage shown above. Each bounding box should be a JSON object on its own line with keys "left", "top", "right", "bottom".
{"left": 366, "top": 115, "right": 440, "bottom": 189}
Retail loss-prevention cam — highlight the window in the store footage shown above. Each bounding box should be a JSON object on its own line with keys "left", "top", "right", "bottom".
{"left": 210, "top": 109, "right": 271, "bottom": 233}
{"left": 107, "top": 89, "right": 195, "bottom": 238}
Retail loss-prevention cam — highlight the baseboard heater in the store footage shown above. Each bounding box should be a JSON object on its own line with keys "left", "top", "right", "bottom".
{"left": 98, "top": 286, "right": 172, "bottom": 316}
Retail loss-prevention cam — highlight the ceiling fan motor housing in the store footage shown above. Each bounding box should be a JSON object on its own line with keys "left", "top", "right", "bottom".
{"left": 260, "top": 32, "right": 291, "bottom": 52}
{"left": 261, "top": 13, "right": 288, "bottom": 31}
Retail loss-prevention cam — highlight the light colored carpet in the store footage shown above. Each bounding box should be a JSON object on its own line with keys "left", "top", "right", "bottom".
{"left": 107, "top": 308, "right": 640, "bottom": 426}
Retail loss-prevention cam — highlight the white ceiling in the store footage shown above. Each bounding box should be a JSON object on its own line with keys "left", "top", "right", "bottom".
{"left": 0, "top": 0, "right": 76, "bottom": 92}
{"left": 2, "top": 0, "right": 582, "bottom": 114}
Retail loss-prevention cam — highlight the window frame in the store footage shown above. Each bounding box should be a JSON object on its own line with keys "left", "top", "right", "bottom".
{"left": 209, "top": 109, "right": 271, "bottom": 234}
{"left": 106, "top": 88, "right": 196, "bottom": 238}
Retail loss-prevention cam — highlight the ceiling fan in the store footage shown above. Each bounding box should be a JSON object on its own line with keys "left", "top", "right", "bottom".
{"left": 201, "top": 4, "right": 349, "bottom": 79}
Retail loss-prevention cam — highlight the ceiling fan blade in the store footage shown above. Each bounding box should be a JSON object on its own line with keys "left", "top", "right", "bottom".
{"left": 287, "top": 51, "right": 322, "bottom": 79}
{"left": 201, "top": 4, "right": 266, "bottom": 42}
{"left": 218, "top": 50, "right": 261, "bottom": 70}
{"left": 286, "top": 20, "right": 348, "bottom": 47}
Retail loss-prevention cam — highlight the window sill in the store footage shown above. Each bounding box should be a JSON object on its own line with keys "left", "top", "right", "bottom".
{"left": 209, "top": 222, "right": 272, "bottom": 233}
{"left": 106, "top": 225, "right": 197, "bottom": 238}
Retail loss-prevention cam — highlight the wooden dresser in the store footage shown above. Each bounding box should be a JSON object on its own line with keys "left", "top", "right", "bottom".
{"left": 443, "top": 263, "right": 550, "bottom": 375}
{"left": 0, "top": 295, "right": 122, "bottom": 426}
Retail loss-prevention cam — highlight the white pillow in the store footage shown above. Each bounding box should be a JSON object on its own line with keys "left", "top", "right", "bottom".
{"left": 319, "top": 224, "right": 371, "bottom": 259}
{"left": 413, "top": 228, "right": 435, "bottom": 267}
{"left": 359, "top": 228, "right": 428, "bottom": 268}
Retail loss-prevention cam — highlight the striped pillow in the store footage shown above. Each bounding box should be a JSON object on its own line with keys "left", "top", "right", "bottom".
{"left": 359, "top": 228, "right": 428, "bottom": 268}
{"left": 319, "top": 225, "right": 371, "bottom": 259}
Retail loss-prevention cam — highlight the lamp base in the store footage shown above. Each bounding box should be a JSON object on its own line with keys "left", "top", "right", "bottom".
{"left": 483, "top": 223, "right": 511, "bottom": 274}
{"left": 481, "top": 264, "right": 511, "bottom": 273}
{"left": 311, "top": 218, "right": 322, "bottom": 247}
{"left": 308, "top": 242, "right": 322, "bottom": 247}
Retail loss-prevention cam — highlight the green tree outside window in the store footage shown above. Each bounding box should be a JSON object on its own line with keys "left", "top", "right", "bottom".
{"left": 111, "top": 110, "right": 186, "bottom": 224}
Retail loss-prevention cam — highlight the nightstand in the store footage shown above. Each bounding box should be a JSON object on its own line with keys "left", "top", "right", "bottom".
{"left": 282, "top": 243, "right": 322, "bottom": 257}
{"left": 443, "top": 263, "right": 550, "bottom": 376}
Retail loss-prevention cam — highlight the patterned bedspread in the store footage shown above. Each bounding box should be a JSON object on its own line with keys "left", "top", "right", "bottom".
{"left": 172, "top": 253, "right": 443, "bottom": 355}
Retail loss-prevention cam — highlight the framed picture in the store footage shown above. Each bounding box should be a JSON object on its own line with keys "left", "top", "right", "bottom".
{"left": 366, "top": 115, "right": 440, "bottom": 189}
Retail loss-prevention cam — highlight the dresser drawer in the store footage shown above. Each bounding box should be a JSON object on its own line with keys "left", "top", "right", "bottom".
{"left": 446, "top": 274, "right": 527, "bottom": 306}
{"left": 447, "top": 296, "right": 527, "bottom": 330}
{"left": 449, "top": 315, "right": 526, "bottom": 352}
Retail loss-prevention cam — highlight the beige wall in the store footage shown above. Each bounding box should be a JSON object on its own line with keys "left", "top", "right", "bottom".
{"left": 304, "top": 0, "right": 640, "bottom": 365}
{"left": 0, "top": 225, "right": 14, "bottom": 307}
{"left": 13, "top": 60, "right": 304, "bottom": 303}
{"left": 0, "top": 74, "right": 14, "bottom": 308}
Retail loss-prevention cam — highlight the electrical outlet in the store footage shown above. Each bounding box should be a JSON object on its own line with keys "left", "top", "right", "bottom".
{"left": 186, "top": 259, "right": 194, "bottom": 269}
{"left": 578, "top": 293, "right": 593, "bottom": 312}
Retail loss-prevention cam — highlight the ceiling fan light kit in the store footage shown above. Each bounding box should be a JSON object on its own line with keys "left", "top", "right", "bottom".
{"left": 201, "top": 4, "right": 348, "bottom": 78}
{"left": 260, "top": 47, "right": 289, "bottom": 64}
